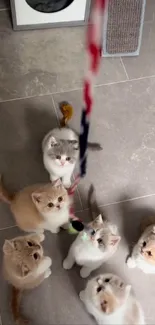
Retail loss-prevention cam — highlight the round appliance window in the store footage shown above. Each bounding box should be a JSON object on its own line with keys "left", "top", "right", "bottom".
{"left": 26, "top": 0, "right": 75, "bottom": 13}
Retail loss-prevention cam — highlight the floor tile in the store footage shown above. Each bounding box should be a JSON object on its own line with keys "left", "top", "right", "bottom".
{"left": 0, "top": 95, "right": 82, "bottom": 228}
{"left": 145, "top": 0, "right": 155, "bottom": 22}
{"left": 1, "top": 199, "right": 155, "bottom": 324}
{"left": 0, "top": 0, "right": 9, "bottom": 9}
{"left": 122, "top": 20, "right": 155, "bottom": 79}
{"left": 53, "top": 77, "right": 155, "bottom": 207}
{"left": 0, "top": 11, "right": 126, "bottom": 101}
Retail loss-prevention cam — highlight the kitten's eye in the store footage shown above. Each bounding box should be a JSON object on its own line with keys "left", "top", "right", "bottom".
{"left": 58, "top": 196, "right": 63, "bottom": 202}
{"left": 91, "top": 230, "right": 95, "bottom": 236}
{"left": 97, "top": 286, "right": 102, "bottom": 293}
{"left": 104, "top": 278, "right": 110, "bottom": 283}
{"left": 48, "top": 202, "right": 54, "bottom": 208}
{"left": 66, "top": 157, "right": 71, "bottom": 161}
{"left": 33, "top": 253, "right": 39, "bottom": 260}
{"left": 27, "top": 241, "right": 33, "bottom": 247}
{"left": 143, "top": 241, "right": 146, "bottom": 247}
{"left": 147, "top": 251, "right": 152, "bottom": 256}
{"left": 97, "top": 238, "right": 103, "bottom": 244}
{"left": 56, "top": 155, "right": 61, "bottom": 160}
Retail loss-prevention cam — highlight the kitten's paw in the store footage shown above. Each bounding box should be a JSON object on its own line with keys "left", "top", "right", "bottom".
{"left": 63, "top": 258, "right": 73, "bottom": 270}
{"left": 50, "top": 228, "right": 59, "bottom": 234}
{"left": 63, "top": 179, "right": 71, "bottom": 188}
{"left": 44, "top": 257, "right": 52, "bottom": 268}
{"left": 39, "top": 233, "right": 45, "bottom": 242}
{"left": 79, "top": 290, "right": 85, "bottom": 301}
{"left": 80, "top": 267, "right": 91, "bottom": 278}
{"left": 127, "top": 257, "right": 136, "bottom": 268}
{"left": 44, "top": 268, "right": 52, "bottom": 279}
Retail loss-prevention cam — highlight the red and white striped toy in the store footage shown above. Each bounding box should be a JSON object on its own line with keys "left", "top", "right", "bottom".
{"left": 69, "top": 0, "right": 107, "bottom": 233}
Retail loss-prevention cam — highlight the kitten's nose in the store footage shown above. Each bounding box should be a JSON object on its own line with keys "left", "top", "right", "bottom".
{"left": 61, "top": 160, "right": 65, "bottom": 166}
{"left": 57, "top": 205, "right": 60, "bottom": 209}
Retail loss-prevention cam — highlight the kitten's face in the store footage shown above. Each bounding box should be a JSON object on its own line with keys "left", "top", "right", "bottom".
{"left": 47, "top": 137, "right": 79, "bottom": 167}
{"left": 32, "top": 180, "right": 69, "bottom": 214}
{"left": 82, "top": 215, "right": 120, "bottom": 252}
{"left": 3, "top": 234, "right": 44, "bottom": 277}
{"left": 88, "top": 274, "right": 131, "bottom": 315}
{"left": 139, "top": 228, "right": 155, "bottom": 265}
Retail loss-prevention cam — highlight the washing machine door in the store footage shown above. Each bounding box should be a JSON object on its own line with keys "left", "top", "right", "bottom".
{"left": 26, "top": 0, "right": 74, "bottom": 13}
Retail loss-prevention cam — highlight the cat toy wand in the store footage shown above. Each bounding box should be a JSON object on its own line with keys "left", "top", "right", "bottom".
{"left": 67, "top": 0, "right": 107, "bottom": 234}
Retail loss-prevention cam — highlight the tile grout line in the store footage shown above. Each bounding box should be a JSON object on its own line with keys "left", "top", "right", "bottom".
{"left": 120, "top": 57, "right": 129, "bottom": 80}
{"left": 1, "top": 192, "right": 155, "bottom": 231}
{"left": 0, "top": 8, "right": 10, "bottom": 11}
{"left": 1, "top": 74, "right": 155, "bottom": 104}
{"left": 51, "top": 95, "right": 60, "bottom": 127}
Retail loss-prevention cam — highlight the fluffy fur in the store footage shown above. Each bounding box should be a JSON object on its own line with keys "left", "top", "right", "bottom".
{"left": 63, "top": 215, "right": 121, "bottom": 278}
{"left": 3, "top": 233, "right": 52, "bottom": 324}
{"left": 42, "top": 128, "right": 79, "bottom": 188}
{"left": 127, "top": 224, "right": 155, "bottom": 273}
{"left": 0, "top": 178, "right": 71, "bottom": 233}
{"left": 80, "top": 273, "right": 145, "bottom": 325}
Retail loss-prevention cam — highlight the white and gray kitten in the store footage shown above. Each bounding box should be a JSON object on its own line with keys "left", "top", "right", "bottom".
{"left": 42, "top": 128, "right": 79, "bottom": 188}
{"left": 63, "top": 186, "right": 120, "bottom": 278}
{"left": 80, "top": 273, "right": 145, "bottom": 325}
{"left": 63, "top": 214, "right": 120, "bottom": 278}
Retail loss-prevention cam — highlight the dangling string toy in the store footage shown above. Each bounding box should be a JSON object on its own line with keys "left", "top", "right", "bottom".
{"left": 60, "top": 0, "right": 107, "bottom": 236}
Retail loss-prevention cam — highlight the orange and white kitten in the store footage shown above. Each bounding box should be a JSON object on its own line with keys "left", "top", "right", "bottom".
{"left": 127, "top": 224, "right": 155, "bottom": 273}
{"left": 80, "top": 273, "right": 145, "bottom": 325}
{"left": 3, "top": 233, "right": 52, "bottom": 324}
{"left": 63, "top": 215, "right": 120, "bottom": 278}
{"left": 0, "top": 178, "right": 70, "bottom": 233}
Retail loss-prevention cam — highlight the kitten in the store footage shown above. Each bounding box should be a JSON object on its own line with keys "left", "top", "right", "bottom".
{"left": 80, "top": 273, "right": 145, "bottom": 325}
{"left": 42, "top": 128, "right": 79, "bottom": 188}
{"left": 3, "top": 233, "right": 52, "bottom": 324}
{"left": 0, "top": 178, "right": 71, "bottom": 233}
{"left": 63, "top": 214, "right": 120, "bottom": 278}
{"left": 42, "top": 127, "right": 102, "bottom": 188}
{"left": 127, "top": 224, "right": 155, "bottom": 273}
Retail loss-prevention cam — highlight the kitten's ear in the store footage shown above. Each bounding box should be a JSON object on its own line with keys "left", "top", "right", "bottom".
{"left": 50, "top": 136, "right": 57, "bottom": 146}
{"left": 69, "top": 140, "right": 79, "bottom": 150}
{"left": 110, "top": 235, "right": 121, "bottom": 246}
{"left": 52, "top": 178, "right": 62, "bottom": 187}
{"left": 31, "top": 192, "right": 42, "bottom": 204}
{"left": 95, "top": 214, "right": 103, "bottom": 225}
{"left": 3, "top": 240, "right": 14, "bottom": 255}
{"left": 21, "top": 264, "right": 30, "bottom": 277}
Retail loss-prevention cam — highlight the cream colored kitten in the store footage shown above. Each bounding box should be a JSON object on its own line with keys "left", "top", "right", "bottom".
{"left": 63, "top": 215, "right": 120, "bottom": 278}
{"left": 80, "top": 273, "right": 145, "bottom": 325}
{"left": 127, "top": 224, "right": 155, "bottom": 273}
{"left": 0, "top": 178, "right": 71, "bottom": 234}
{"left": 3, "top": 233, "right": 52, "bottom": 324}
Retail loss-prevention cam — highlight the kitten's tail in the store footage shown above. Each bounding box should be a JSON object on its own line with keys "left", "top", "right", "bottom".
{"left": 0, "top": 175, "right": 14, "bottom": 204}
{"left": 88, "top": 184, "right": 102, "bottom": 220}
{"left": 87, "top": 142, "right": 103, "bottom": 151}
{"left": 11, "top": 287, "right": 28, "bottom": 325}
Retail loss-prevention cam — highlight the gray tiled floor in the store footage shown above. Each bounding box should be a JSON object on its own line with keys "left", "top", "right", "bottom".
{"left": 1, "top": 0, "right": 155, "bottom": 324}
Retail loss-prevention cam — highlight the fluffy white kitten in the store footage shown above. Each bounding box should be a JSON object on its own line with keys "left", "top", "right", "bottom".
{"left": 42, "top": 128, "right": 79, "bottom": 188}
{"left": 63, "top": 215, "right": 120, "bottom": 278}
{"left": 127, "top": 224, "right": 155, "bottom": 274}
{"left": 80, "top": 273, "right": 145, "bottom": 325}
